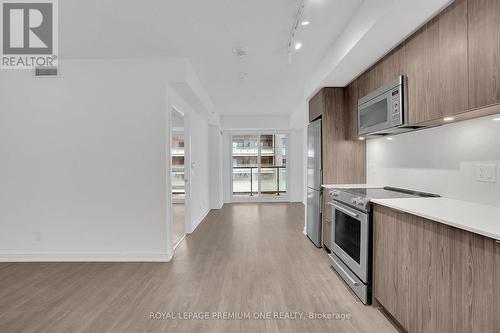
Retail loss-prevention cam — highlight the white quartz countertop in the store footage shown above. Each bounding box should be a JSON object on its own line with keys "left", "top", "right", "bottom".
{"left": 371, "top": 197, "right": 500, "bottom": 241}
{"left": 322, "top": 184, "right": 383, "bottom": 189}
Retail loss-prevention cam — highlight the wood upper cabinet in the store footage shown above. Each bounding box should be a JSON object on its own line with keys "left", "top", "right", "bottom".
{"left": 308, "top": 88, "right": 366, "bottom": 186}
{"left": 309, "top": 90, "right": 324, "bottom": 122}
{"left": 468, "top": 0, "right": 500, "bottom": 108}
{"left": 357, "top": 67, "right": 377, "bottom": 99}
{"left": 322, "top": 88, "right": 345, "bottom": 184}
{"left": 373, "top": 45, "right": 407, "bottom": 89}
{"left": 345, "top": 80, "right": 360, "bottom": 141}
{"left": 373, "top": 204, "right": 500, "bottom": 333}
{"left": 344, "top": 81, "right": 367, "bottom": 180}
{"left": 405, "top": 0, "right": 468, "bottom": 124}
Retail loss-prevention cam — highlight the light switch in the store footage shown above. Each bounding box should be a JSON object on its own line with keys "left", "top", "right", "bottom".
{"left": 476, "top": 164, "right": 497, "bottom": 183}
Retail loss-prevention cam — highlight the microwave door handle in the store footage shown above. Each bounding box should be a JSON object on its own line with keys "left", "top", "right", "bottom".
{"left": 328, "top": 202, "right": 359, "bottom": 218}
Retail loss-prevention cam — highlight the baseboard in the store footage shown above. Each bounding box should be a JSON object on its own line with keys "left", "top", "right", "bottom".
{"left": 0, "top": 251, "right": 173, "bottom": 262}
{"left": 188, "top": 208, "right": 210, "bottom": 234}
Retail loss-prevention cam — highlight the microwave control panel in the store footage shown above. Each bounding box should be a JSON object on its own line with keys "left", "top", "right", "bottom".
{"left": 390, "top": 88, "right": 402, "bottom": 126}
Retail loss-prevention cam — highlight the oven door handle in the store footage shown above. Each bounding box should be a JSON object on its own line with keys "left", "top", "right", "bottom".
{"left": 330, "top": 255, "right": 360, "bottom": 286}
{"left": 328, "top": 202, "right": 359, "bottom": 218}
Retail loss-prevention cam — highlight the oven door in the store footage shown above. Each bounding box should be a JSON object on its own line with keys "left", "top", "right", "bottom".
{"left": 358, "top": 90, "right": 402, "bottom": 136}
{"left": 330, "top": 200, "right": 370, "bottom": 282}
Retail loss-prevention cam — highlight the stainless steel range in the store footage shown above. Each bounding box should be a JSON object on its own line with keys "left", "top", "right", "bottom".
{"left": 326, "top": 186, "right": 439, "bottom": 304}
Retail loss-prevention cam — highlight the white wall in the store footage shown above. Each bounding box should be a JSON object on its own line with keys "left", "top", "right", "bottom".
{"left": 221, "top": 115, "right": 290, "bottom": 130}
{"left": 0, "top": 59, "right": 173, "bottom": 261}
{"left": 289, "top": 129, "right": 305, "bottom": 203}
{"left": 367, "top": 113, "right": 500, "bottom": 206}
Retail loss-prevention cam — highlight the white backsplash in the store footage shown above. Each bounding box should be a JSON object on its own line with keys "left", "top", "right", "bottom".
{"left": 367, "top": 113, "right": 500, "bottom": 206}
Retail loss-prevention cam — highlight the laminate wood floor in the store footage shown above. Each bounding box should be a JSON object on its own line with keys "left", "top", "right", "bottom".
{"left": 0, "top": 203, "right": 397, "bottom": 333}
{"left": 172, "top": 203, "right": 185, "bottom": 246}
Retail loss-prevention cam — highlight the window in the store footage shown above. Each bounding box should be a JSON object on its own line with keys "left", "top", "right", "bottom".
{"left": 231, "top": 133, "right": 288, "bottom": 198}
{"left": 171, "top": 133, "right": 185, "bottom": 198}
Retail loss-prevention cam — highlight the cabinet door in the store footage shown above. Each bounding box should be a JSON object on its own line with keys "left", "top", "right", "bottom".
{"left": 322, "top": 88, "right": 345, "bottom": 184}
{"left": 321, "top": 190, "right": 331, "bottom": 250}
{"left": 357, "top": 67, "right": 377, "bottom": 99}
{"left": 406, "top": 0, "right": 468, "bottom": 124}
{"left": 374, "top": 45, "right": 406, "bottom": 87}
{"left": 468, "top": 0, "right": 500, "bottom": 108}
{"left": 406, "top": 18, "right": 442, "bottom": 124}
{"left": 374, "top": 205, "right": 500, "bottom": 333}
{"left": 309, "top": 90, "right": 324, "bottom": 122}
{"left": 346, "top": 81, "right": 360, "bottom": 141}
{"left": 439, "top": 0, "right": 469, "bottom": 116}
{"left": 322, "top": 218, "right": 331, "bottom": 251}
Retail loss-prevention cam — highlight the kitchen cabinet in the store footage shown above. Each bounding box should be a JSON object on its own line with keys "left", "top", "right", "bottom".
{"left": 308, "top": 90, "right": 324, "bottom": 122}
{"left": 321, "top": 192, "right": 332, "bottom": 251}
{"left": 308, "top": 87, "right": 366, "bottom": 253}
{"left": 345, "top": 80, "right": 361, "bottom": 141}
{"left": 468, "top": 0, "right": 500, "bottom": 108}
{"left": 308, "top": 88, "right": 365, "bottom": 196}
{"left": 322, "top": 88, "right": 345, "bottom": 183}
{"left": 405, "top": 0, "right": 468, "bottom": 124}
{"left": 344, "top": 81, "right": 367, "bottom": 178}
{"left": 373, "top": 204, "right": 500, "bottom": 333}
{"left": 357, "top": 68, "right": 377, "bottom": 99}
{"left": 373, "top": 45, "right": 406, "bottom": 88}
{"left": 405, "top": 17, "right": 441, "bottom": 124}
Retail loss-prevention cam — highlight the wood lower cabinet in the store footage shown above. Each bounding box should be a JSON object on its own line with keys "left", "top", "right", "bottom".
{"left": 321, "top": 192, "right": 332, "bottom": 251}
{"left": 468, "top": 0, "right": 500, "bottom": 108}
{"left": 373, "top": 205, "right": 500, "bottom": 333}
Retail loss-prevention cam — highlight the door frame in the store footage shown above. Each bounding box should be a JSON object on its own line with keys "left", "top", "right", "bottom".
{"left": 229, "top": 130, "right": 290, "bottom": 203}
{"left": 169, "top": 106, "right": 191, "bottom": 250}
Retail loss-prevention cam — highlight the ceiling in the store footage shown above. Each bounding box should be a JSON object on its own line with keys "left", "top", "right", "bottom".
{"left": 59, "top": 0, "right": 451, "bottom": 117}
{"left": 60, "top": 0, "right": 362, "bottom": 116}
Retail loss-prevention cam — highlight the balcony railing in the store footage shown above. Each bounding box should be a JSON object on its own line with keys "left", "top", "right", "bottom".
{"left": 232, "top": 166, "right": 286, "bottom": 196}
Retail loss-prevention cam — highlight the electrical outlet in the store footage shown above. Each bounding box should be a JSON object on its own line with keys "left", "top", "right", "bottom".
{"left": 476, "top": 164, "right": 497, "bottom": 183}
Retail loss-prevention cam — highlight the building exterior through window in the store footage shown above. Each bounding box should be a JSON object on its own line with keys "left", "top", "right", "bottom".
{"left": 172, "top": 133, "right": 185, "bottom": 199}
{"left": 232, "top": 134, "right": 287, "bottom": 198}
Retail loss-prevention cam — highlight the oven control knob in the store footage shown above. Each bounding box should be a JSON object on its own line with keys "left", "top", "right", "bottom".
{"left": 351, "top": 197, "right": 364, "bottom": 206}
{"left": 330, "top": 190, "right": 339, "bottom": 197}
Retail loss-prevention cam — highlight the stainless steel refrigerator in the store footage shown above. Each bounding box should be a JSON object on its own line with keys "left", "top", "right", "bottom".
{"left": 307, "top": 118, "right": 322, "bottom": 247}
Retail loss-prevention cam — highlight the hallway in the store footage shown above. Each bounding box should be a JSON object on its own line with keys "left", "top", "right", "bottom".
{"left": 0, "top": 203, "right": 396, "bottom": 332}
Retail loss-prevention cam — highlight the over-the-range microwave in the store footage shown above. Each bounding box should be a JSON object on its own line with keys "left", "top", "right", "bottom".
{"left": 358, "top": 75, "right": 421, "bottom": 137}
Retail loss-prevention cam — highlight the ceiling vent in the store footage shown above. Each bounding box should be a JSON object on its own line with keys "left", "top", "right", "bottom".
{"left": 34, "top": 67, "right": 59, "bottom": 78}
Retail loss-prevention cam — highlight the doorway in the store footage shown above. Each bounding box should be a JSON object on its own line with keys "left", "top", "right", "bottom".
{"left": 171, "top": 108, "right": 189, "bottom": 249}
{"left": 231, "top": 132, "right": 289, "bottom": 201}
